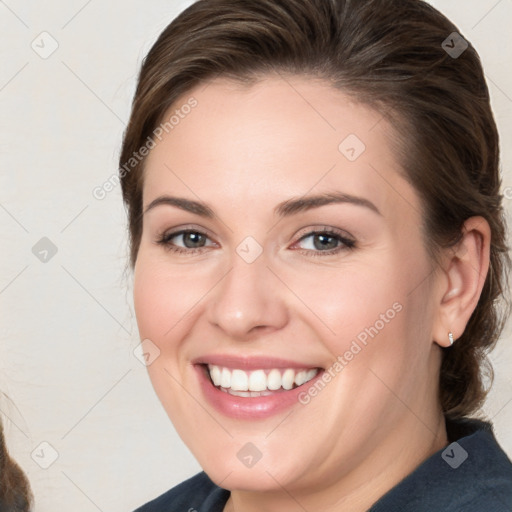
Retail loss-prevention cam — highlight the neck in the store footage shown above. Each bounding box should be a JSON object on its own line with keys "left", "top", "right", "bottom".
{"left": 224, "top": 412, "right": 448, "bottom": 512}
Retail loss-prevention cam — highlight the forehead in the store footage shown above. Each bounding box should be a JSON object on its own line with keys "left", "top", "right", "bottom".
{"left": 143, "top": 75, "right": 420, "bottom": 220}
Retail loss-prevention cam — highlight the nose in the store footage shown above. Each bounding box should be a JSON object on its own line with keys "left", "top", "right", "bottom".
{"left": 206, "top": 252, "right": 289, "bottom": 340}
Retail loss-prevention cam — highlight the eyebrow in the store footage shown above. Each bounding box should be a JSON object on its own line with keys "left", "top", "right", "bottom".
{"left": 275, "top": 192, "right": 381, "bottom": 217}
{"left": 144, "top": 191, "right": 381, "bottom": 218}
{"left": 144, "top": 196, "right": 215, "bottom": 218}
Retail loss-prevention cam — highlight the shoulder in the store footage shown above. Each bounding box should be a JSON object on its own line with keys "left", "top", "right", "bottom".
{"left": 370, "top": 418, "right": 512, "bottom": 512}
{"left": 133, "top": 471, "right": 230, "bottom": 512}
{"left": 447, "top": 418, "right": 512, "bottom": 502}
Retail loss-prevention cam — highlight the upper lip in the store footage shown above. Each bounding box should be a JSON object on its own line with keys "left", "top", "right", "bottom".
{"left": 192, "top": 354, "right": 323, "bottom": 371}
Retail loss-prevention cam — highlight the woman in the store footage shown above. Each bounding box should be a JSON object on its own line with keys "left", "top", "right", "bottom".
{"left": 120, "top": 0, "right": 512, "bottom": 510}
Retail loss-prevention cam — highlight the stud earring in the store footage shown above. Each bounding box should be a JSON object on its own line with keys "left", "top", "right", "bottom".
{"left": 448, "top": 331, "right": 454, "bottom": 346}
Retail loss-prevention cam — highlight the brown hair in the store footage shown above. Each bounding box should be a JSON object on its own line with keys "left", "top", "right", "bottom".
{"left": 0, "top": 420, "right": 32, "bottom": 511}
{"left": 119, "top": 0, "right": 511, "bottom": 419}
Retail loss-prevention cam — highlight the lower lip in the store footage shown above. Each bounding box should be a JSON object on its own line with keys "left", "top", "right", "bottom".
{"left": 195, "top": 365, "right": 324, "bottom": 419}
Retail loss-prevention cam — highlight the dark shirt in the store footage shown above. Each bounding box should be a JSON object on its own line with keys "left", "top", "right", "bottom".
{"left": 134, "top": 418, "right": 512, "bottom": 511}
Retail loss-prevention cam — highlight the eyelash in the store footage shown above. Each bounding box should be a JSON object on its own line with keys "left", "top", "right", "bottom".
{"left": 293, "top": 229, "right": 356, "bottom": 257}
{"left": 156, "top": 229, "right": 216, "bottom": 255}
{"left": 155, "top": 226, "right": 356, "bottom": 257}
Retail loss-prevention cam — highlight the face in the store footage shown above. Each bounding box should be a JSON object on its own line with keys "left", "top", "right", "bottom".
{"left": 134, "top": 76, "right": 444, "bottom": 496}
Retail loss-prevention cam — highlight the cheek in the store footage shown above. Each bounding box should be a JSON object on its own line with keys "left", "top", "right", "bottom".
{"left": 133, "top": 261, "right": 170, "bottom": 342}
{"left": 133, "top": 254, "right": 203, "bottom": 346}
{"left": 133, "top": 256, "right": 196, "bottom": 415}
{"left": 278, "top": 257, "right": 403, "bottom": 346}
{"left": 281, "top": 244, "right": 430, "bottom": 382}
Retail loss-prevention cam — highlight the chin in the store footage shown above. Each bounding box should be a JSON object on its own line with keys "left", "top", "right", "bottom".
{"left": 204, "top": 462, "right": 296, "bottom": 492}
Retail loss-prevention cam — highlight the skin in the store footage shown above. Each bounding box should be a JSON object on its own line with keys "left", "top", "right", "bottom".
{"left": 133, "top": 75, "right": 490, "bottom": 512}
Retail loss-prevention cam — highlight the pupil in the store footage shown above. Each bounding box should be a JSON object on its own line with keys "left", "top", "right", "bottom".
{"left": 314, "top": 234, "right": 337, "bottom": 251}
{"left": 184, "top": 232, "right": 205, "bottom": 248}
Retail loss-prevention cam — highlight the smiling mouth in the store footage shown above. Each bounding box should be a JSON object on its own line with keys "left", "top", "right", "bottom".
{"left": 204, "top": 364, "right": 321, "bottom": 397}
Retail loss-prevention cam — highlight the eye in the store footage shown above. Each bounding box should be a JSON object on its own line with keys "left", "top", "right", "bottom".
{"left": 156, "top": 228, "right": 216, "bottom": 254}
{"left": 292, "top": 228, "right": 356, "bottom": 256}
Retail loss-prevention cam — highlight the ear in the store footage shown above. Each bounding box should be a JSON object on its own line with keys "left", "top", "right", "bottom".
{"left": 432, "top": 216, "right": 491, "bottom": 348}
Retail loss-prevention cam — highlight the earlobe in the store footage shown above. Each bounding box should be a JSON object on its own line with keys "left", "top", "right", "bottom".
{"left": 433, "top": 216, "right": 491, "bottom": 348}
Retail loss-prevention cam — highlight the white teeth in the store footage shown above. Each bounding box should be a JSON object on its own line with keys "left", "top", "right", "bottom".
{"left": 209, "top": 365, "right": 221, "bottom": 386}
{"left": 281, "top": 369, "right": 295, "bottom": 390}
{"left": 306, "top": 368, "right": 318, "bottom": 381}
{"left": 220, "top": 367, "right": 231, "bottom": 388}
{"left": 224, "top": 389, "right": 274, "bottom": 397}
{"left": 248, "top": 370, "right": 267, "bottom": 392}
{"left": 226, "top": 389, "right": 249, "bottom": 397}
{"left": 231, "top": 369, "right": 248, "bottom": 391}
{"left": 207, "top": 365, "right": 319, "bottom": 393}
{"left": 267, "top": 369, "right": 282, "bottom": 390}
{"left": 294, "top": 370, "right": 307, "bottom": 386}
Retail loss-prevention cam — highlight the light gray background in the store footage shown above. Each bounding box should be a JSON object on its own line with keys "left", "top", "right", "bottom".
{"left": 1, "top": 1, "right": 511, "bottom": 510}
